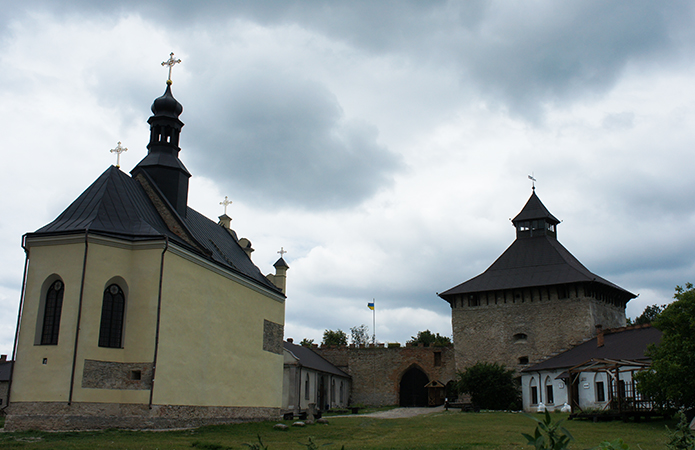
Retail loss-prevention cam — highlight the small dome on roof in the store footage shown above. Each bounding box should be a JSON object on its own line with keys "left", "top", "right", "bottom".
{"left": 151, "top": 83, "right": 183, "bottom": 118}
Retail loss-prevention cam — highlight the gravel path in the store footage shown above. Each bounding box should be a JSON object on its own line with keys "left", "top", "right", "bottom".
{"left": 335, "top": 405, "right": 445, "bottom": 419}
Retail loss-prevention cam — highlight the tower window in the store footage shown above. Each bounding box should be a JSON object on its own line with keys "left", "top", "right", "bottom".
{"left": 518, "top": 356, "right": 529, "bottom": 364}
{"left": 514, "top": 333, "right": 528, "bottom": 342}
{"left": 434, "top": 352, "right": 442, "bottom": 367}
{"left": 98, "top": 284, "right": 125, "bottom": 348}
{"left": 40, "top": 280, "right": 65, "bottom": 345}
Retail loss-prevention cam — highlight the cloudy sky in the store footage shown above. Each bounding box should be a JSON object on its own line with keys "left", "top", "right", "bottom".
{"left": 1, "top": 1, "right": 694, "bottom": 355}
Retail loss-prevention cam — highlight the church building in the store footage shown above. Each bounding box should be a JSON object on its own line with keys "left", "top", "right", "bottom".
{"left": 6, "top": 71, "right": 288, "bottom": 430}
{"left": 439, "top": 188, "right": 636, "bottom": 373}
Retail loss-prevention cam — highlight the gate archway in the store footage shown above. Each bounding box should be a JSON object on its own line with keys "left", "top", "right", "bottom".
{"left": 399, "top": 366, "right": 429, "bottom": 407}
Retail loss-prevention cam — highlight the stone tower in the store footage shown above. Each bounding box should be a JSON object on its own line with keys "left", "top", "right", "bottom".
{"left": 439, "top": 188, "right": 635, "bottom": 373}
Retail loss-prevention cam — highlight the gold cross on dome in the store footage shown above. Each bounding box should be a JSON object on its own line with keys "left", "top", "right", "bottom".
{"left": 161, "top": 52, "right": 182, "bottom": 83}
{"left": 277, "top": 247, "right": 287, "bottom": 258}
{"left": 220, "top": 196, "right": 232, "bottom": 215}
{"left": 110, "top": 141, "right": 128, "bottom": 168}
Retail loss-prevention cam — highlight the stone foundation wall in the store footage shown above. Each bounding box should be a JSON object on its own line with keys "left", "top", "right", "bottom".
{"left": 314, "top": 345, "right": 456, "bottom": 406}
{"left": 4, "top": 402, "right": 280, "bottom": 431}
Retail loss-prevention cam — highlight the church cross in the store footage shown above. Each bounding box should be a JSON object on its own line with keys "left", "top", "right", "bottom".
{"left": 220, "top": 196, "right": 232, "bottom": 215}
{"left": 161, "top": 52, "right": 182, "bottom": 83}
{"left": 110, "top": 141, "right": 128, "bottom": 168}
{"left": 278, "top": 247, "right": 287, "bottom": 258}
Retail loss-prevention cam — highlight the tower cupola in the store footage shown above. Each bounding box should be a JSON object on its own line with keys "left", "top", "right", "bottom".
{"left": 511, "top": 188, "right": 560, "bottom": 239}
{"left": 131, "top": 81, "right": 191, "bottom": 217}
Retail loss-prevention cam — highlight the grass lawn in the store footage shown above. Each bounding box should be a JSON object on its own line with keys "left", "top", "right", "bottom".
{"left": 0, "top": 411, "right": 673, "bottom": 449}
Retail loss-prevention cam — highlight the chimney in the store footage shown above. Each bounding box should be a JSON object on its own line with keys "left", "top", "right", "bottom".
{"left": 267, "top": 257, "right": 290, "bottom": 294}
{"left": 596, "top": 325, "right": 604, "bottom": 348}
{"left": 0, "top": 354, "right": 6, "bottom": 362}
{"left": 218, "top": 214, "right": 232, "bottom": 230}
{"left": 287, "top": 338, "right": 294, "bottom": 344}
{"left": 238, "top": 238, "right": 254, "bottom": 259}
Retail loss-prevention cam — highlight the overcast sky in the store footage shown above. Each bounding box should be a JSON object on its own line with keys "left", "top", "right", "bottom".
{"left": 1, "top": 1, "right": 694, "bottom": 356}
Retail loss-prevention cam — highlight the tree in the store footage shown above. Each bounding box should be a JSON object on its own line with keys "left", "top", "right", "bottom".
{"left": 350, "top": 324, "right": 370, "bottom": 345}
{"left": 627, "top": 303, "right": 666, "bottom": 326}
{"left": 635, "top": 283, "right": 695, "bottom": 412}
{"left": 321, "top": 329, "right": 347, "bottom": 346}
{"left": 456, "top": 362, "right": 520, "bottom": 410}
{"left": 407, "top": 330, "right": 452, "bottom": 347}
{"left": 299, "top": 338, "right": 314, "bottom": 347}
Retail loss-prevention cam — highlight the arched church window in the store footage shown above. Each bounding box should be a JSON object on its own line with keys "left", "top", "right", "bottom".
{"left": 40, "top": 280, "right": 65, "bottom": 345}
{"left": 98, "top": 284, "right": 125, "bottom": 348}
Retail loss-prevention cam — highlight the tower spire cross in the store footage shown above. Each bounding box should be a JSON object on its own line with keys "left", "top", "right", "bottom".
{"left": 278, "top": 247, "right": 287, "bottom": 258}
{"left": 161, "top": 52, "right": 182, "bottom": 83}
{"left": 220, "top": 196, "right": 232, "bottom": 215}
{"left": 110, "top": 141, "right": 128, "bottom": 168}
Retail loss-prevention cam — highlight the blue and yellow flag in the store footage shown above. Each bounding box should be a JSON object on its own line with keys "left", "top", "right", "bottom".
{"left": 367, "top": 302, "right": 375, "bottom": 310}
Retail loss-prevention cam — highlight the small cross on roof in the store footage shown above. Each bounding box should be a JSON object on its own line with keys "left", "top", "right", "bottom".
{"left": 278, "top": 247, "right": 287, "bottom": 258}
{"left": 110, "top": 141, "right": 128, "bottom": 168}
{"left": 220, "top": 196, "right": 232, "bottom": 215}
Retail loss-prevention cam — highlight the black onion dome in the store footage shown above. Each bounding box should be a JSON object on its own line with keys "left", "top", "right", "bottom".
{"left": 151, "top": 83, "right": 183, "bottom": 118}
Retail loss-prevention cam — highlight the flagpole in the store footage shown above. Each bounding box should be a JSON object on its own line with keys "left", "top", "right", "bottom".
{"left": 372, "top": 298, "right": 375, "bottom": 344}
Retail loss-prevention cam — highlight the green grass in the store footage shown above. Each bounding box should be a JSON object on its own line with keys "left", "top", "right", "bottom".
{"left": 0, "top": 411, "right": 673, "bottom": 449}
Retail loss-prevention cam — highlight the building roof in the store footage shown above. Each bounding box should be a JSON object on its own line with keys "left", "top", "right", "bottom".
{"left": 284, "top": 341, "right": 350, "bottom": 378}
{"left": 439, "top": 190, "right": 635, "bottom": 301}
{"left": 30, "top": 166, "right": 280, "bottom": 294}
{"left": 28, "top": 83, "right": 281, "bottom": 296}
{"left": 440, "top": 235, "right": 635, "bottom": 297}
{"left": 522, "top": 325, "right": 661, "bottom": 372}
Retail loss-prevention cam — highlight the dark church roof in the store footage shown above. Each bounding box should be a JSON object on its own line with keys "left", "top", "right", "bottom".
{"left": 284, "top": 341, "right": 350, "bottom": 378}
{"left": 28, "top": 82, "right": 281, "bottom": 295}
{"left": 522, "top": 325, "right": 661, "bottom": 372}
{"left": 440, "top": 190, "right": 635, "bottom": 301}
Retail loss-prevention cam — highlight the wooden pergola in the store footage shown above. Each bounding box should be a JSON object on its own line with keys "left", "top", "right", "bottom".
{"left": 566, "top": 358, "right": 657, "bottom": 420}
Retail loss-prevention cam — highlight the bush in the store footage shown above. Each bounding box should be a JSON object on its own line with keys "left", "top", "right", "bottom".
{"left": 456, "top": 362, "right": 520, "bottom": 410}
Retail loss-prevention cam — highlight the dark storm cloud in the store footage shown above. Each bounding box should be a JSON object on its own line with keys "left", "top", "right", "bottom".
{"left": 5, "top": 1, "right": 693, "bottom": 123}
{"left": 183, "top": 72, "right": 402, "bottom": 209}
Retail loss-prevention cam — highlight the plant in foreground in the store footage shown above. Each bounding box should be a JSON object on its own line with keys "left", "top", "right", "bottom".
{"left": 593, "top": 438, "right": 630, "bottom": 449}
{"left": 242, "top": 434, "right": 269, "bottom": 450}
{"left": 522, "top": 410, "right": 574, "bottom": 450}
{"left": 666, "top": 411, "right": 695, "bottom": 450}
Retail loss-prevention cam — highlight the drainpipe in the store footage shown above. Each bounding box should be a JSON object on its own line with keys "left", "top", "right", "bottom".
{"left": 6, "top": 235, "right": 31, "bottom": 408}
{"left": 149, "top": 237, "right": 168, "bottom": 408}
{"left": 68, "top": 229, "right": 90, "bottom": 405}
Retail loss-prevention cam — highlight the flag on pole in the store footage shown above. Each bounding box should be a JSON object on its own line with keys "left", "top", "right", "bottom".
{"left": 367, "top": 302, "right": 375, "bottom": 310}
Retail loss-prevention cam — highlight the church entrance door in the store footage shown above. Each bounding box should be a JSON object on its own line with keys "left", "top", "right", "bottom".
{"left": 399, "top": 367, "right": 429, "bottom": 407}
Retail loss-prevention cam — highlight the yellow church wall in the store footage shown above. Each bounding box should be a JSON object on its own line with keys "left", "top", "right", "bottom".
{"left": 12, "top": 234, "right": 284, "bottom": 411}
{"left": 11, "top": 236, "right": 164, "bottom": 404}
{"left": 69, "top": 239, "right": 162, "bottom": 404}
{"left": 11, "top": 240, "right": 86, "bottom": 402}
{"left": 151, "top": 248, "right": 285, "bottom": 408}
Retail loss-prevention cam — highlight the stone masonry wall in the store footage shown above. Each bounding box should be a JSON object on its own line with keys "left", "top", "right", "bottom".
{"left": 314, "top": 345, "right": 456, "bottom": 406}
{"left": 451, "top": 285, "right": 625, "bottom": 373}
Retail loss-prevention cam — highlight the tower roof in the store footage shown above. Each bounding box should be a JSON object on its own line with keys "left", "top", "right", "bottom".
{"left": 439, "top": 190, "right": 635, "bottom": 302}
{"left": 512, "top": 189, "right": 560, "bottom": 225}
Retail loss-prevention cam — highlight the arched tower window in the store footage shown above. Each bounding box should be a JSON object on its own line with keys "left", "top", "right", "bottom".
{"left": 98, "top": 284, "right": 125, "bottom": 348}
{"left": 40, "top": 280, "right": 65, "bottom": 345}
